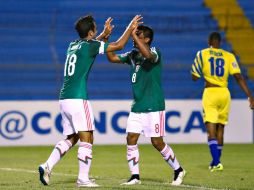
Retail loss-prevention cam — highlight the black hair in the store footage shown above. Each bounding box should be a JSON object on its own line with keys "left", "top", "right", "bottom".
{"left": 75, "top": 15, "right": 95, "bottom": 38}
{"left": 137, "top": 25, "right": 154, "bottom": 45}
{"left": 209, "top": 32, "right": 221, "bottom": 43}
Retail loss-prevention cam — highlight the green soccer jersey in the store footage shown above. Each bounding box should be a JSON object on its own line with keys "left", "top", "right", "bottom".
{"left": 59, "top": 39, "right": 108, "bottom": 99}
{"left": 118, "top": 47, "right": 165, "bottom": 112}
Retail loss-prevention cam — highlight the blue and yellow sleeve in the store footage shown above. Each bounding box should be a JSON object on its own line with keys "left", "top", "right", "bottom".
{"left": 229, "top": 54, "right": 241, "bottom": 75}
{"left": 191, "top": 51, "right": 203, "bottom": 78}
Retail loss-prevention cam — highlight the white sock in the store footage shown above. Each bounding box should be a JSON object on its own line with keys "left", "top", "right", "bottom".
{"left": 127, "top": 145, "right": 139, "bottom": 175}
{"left": 160, "top": 144, "right": 180, "bottom": 170}
{"left": 46, "top": 139, "right": 72, "bottom": 171}
{"left": 78, "top": 142, "right": 93, "bottom": 182}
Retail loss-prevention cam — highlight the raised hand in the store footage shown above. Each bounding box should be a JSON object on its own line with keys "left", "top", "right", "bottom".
{"left": 103, "top": 17, "right": 114, "bottom": 38}
{"left": 127, "top": 15, "right": 143, "bottom": 31}
{"left": 131, "top": 25, "right": 138, "bottom": 37}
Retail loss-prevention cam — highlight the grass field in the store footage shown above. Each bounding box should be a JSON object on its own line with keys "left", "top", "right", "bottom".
{"left": 0, "top": 144, "right": 253, "bottom": 190}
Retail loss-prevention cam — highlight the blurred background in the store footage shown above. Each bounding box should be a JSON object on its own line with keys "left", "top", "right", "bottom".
{"left": 0, "top": 0, "right": 254, "bottom": 145}
{"left": 1, "top": 0, "right": 254, "bottom": 100}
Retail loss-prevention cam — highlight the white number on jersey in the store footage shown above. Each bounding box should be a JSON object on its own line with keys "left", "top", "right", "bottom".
{"left": 64, "top": 54, "right": 77, "bottom": 77}
{"left": 132, "top": 73, "right": 137, "bottom": 83}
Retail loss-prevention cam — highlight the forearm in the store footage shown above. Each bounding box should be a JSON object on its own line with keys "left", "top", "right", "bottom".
{"left": 236, "top": 75, "right": 253, "bottom": 98}
{"left": 112, "top": 27, "right": 133, "bottom": 50}
{"left": 106, "top": 51, "right": 116, "bottom": 62}
{"left": 96, "top": 32, "right": 107, "bottom": 41}
{"left": 132, "top": 35, "right": 153, "bottom": 59}
{"left": 106, "top": 51, "right": 122, "bottom": 63}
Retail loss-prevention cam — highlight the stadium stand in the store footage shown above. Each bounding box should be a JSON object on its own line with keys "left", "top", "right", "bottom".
{"left": 205, "top": 0, "right": 254, "bottom": 79}
{"left": 0, "top": 0, "right": 253, "bottom": 99}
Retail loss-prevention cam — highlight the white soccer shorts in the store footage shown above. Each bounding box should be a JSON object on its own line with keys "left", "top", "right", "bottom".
{"left": 126, "top": 111, "right": 165, "bottom": 137}
{"left": 59, "top": 99, "right": 95, "bottom": 136}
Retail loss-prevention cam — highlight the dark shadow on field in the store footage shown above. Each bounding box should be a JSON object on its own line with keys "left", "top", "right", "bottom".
{"left": 140, "top": 177, "right": 166, "bottom": 184}
{"left": 53, "top": 178, "right": 75, "bottom": 184}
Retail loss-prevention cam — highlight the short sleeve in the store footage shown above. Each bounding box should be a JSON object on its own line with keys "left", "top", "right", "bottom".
{"left": 151, "top": 47, "right": 159, "bottom": 63}
{"left": 229, "top": 55, "right": 241, "bottom": 75}
{"left": 89, "top": 40, "right": 109, "bottom": 57}
{"left": 117, "top": 52, "right": 131, "bottom": 64}
{"left": 191, "top": 51, "right": 203, "bottom": 78}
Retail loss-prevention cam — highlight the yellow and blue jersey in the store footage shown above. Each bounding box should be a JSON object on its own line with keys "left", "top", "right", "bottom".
{"left": 191, "top": 47, "right": 241, "bottom": 87}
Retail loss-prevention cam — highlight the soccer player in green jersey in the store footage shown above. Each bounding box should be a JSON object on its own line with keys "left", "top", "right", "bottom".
{"left": 38, "top": 15, "right": 143, "bottom": 188}
{"left": 191, "top": 32, "right": 254, "bottom": 172}
{"left": 106, "top": 25, "right": 186, "bottom": 186}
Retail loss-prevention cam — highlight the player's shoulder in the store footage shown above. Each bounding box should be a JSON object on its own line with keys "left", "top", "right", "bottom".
{"left": 119, "top": 50, "right": 132, "bottom": 57}
{"left": 195, "top": 48, "right": 207, "bottom": 57}
{"left": 87, "top": 39, "right": 101, "bottom": 45}
{"left": 198, "top": 48, "right": 210, "bottom": 54}
{"left": 129, "top": 49, "right": 139, "bottom": 56}
{"left": 198, "top": 48, "right": 234, "bottom": 56}
{"left": 68, "top": 39, "right": 83, "bottom": 51}
{"left": 69, "top": 39, "right": 79, "bottom": 46}
{"left": 118, "top": 50, "right": 134, "bottom": 60}
{"left": 219, "top": 49, "right": 235, "bottom": 58}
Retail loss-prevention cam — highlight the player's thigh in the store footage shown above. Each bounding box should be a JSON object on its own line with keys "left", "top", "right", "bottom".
{"left": 218, "top": 90, "right": 231, "bottom": 125}
{"left": 60, "top": 99, "right": 95, "bottom": 134}
{"left": 59, "top": 99, "right": 77, "bottom": 136}
{"left": 142, "top": 111, "right": 165, "bottom": 137}
{"left": 126, "top": 112, "right": 143, "bottom": 134}
{"left": 202, "top": 89, "right": 219, "bottom": 123}
{"left": 72, "top": 100, "right": 95, "bottom": 132}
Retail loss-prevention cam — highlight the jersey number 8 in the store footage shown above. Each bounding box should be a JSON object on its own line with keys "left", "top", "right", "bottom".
{"left": 64, "top": 54, "right": 77, "bottom": 77}
{"left": 132, "top": 73, "right": 137, "bottom": 83}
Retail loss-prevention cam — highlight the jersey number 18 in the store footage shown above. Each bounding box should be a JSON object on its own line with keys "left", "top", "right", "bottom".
{"left": 64, "top": 54, "right": 77, "bottom": 77}
{"left": 209, "top": 57, "right": 225, "bottom": 77}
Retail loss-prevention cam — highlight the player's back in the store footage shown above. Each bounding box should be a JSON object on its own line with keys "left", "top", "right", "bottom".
{"left": 59, "top": 39, "right": 103, "bottom": 100}
{"left": 192, "top": 47, "right": 241, "bottom": 87}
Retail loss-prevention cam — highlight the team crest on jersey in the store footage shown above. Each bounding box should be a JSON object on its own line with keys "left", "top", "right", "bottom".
{"left": 135, "top": 65, "right": 140, "bottom": 72}
{"left": 232, "top": 62, "right": 238, "bottom": 68}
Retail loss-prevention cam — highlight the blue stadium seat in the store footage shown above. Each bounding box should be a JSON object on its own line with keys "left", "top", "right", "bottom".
{"left": 238, "top": 0, "right": 254, "bottom": 27}
{"left": 0, "top": 0, "right": 250, "bottom": 100}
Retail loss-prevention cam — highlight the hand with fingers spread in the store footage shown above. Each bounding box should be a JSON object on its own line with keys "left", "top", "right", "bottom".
{"left": 103, "top": 17, "right": 114, "bottom": 39}
{"left": 96, "top": 17, "right": 114, "bottom": 41}
{"left": 104, "top": 15, "right": 143, "bottom": 52}
{"left": 127, "top": 15, "right": 143, "bottom": 31}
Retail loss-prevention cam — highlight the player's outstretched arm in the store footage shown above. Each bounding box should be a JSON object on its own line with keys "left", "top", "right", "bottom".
{"left": 131, "top": 27, "right": 156, "bottom": 62}
{"left": 106, "top": 15, "right": 143, "bottom": 52}
{"left": 233, "top": 73, "right": 254, "bottom": 109}
{"left": 96, "top": 17, "right": 114, "bottom": 41}
{"left": 106, "top": 51, "right": 122, "bottom": 63}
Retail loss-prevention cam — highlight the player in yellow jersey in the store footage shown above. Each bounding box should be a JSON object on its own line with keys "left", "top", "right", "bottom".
{"left": 191, "top": 32, "right": 254, "bottom": 172}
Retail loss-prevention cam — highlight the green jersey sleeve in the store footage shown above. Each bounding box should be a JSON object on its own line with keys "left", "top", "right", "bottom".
{"left": 143, "top": 48, "right": 161, "bottom": 68}
{"left": 89, "top": 40, "right": 109, "bottom": 57}
{"left": 150, "top": 47, "right": 160, "bottom": 63}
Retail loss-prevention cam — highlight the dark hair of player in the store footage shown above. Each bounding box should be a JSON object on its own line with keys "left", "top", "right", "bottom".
{"left": 137, "top": 25, "right": 154, "bottom": 46}
{"left": 208, "top": 32, "right": 221, "bottom": 46}
{"left": 75, "top": 15, "right": 95, "bottom": 38}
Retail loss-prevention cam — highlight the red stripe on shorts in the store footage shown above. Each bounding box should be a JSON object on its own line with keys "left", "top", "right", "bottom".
{"left": 83, "top": 100, "right": 92, "bottom": 131}
{"left": 160, "top": 111, "right": 163, "bottom": 136}
{"left": 162, "top": 111, "right": 165, "bottom": 136}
